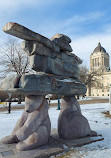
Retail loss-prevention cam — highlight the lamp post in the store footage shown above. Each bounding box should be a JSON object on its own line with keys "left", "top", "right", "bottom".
{"left": 45, "top": 94, "right": 52, "bottom": 108}
{"left": 57, "top": 95, "right": 61, "bottom": 110}
{"left": 8, "top": 93, "right": 12, "bottom": 114}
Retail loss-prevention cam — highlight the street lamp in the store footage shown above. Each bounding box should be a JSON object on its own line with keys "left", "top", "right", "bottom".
{"left": 57, "top": 95, "right": 61, "bottom": 110}
{"left": 8, "top": 93, "right": 12, "bottom": 114}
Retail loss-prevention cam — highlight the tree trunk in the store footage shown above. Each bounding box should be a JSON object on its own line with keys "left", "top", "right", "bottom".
{"left": 88, "top": 83, "right": 91, "bottom": 96}
{"left": 18, "top": 95, "right": 22, "bottom": 104}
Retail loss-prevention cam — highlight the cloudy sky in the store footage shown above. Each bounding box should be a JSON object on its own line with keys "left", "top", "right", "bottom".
{"left": 0, "top": 0, "right": 111, "bottom": 67}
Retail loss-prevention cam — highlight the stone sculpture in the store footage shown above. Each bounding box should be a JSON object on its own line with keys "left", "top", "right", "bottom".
{"left": 0, "top": 22, "right": 97, "bottom": 151}
{"left": 58, "top": 96, "right": 97, "bottom": 139}
{"left": 1, "top": 96, "right": 51, "bottom": 151}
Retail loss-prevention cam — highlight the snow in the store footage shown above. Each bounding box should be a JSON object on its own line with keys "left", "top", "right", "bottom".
{"left": 56, "top": 78, "right": 75, "bottom": 82}
{"left": 56, "top": 78, "right": 84, "bottom": 84}
{"left": 78, "top": 96, "right": 109, "bottom": 101}
{"left": 0, "top": 110, "right": 23, "bottom": 138}
{"left": 0, "top": 102, "right": 25, "bottom": 108}
{"left": 65, "top": 103, "right": 111, "bottom": 158}
{"left": 49, "top": 100, "right": 61, "bottom": 103}
{"left": 0, "top": 102, "right": 111, "bottom": 158}
{"left": 0, "top": 107, "right": 60, "bottom": 139}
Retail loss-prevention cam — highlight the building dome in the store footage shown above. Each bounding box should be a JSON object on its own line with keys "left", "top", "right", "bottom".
{"left": 93, "top": 42, "right": 106, "bottom": 53}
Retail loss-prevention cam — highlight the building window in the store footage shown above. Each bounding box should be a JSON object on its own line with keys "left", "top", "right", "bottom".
{"left": 95, "top": 58, "right": 96, "bottom": 66}
{"left": 102, "top": 89, "right": 104, "bottom": 92}
{"left": 102, "top": 94, "right": 104, "bottom": 96}
{"left": 108, "top": 94, "right": 109, "bottom": 96}
{"left": 93, "top": 59, "right": 94, "bottom": 66}
{"left": 97, "top": 94, "right": 99, "bottom": 96}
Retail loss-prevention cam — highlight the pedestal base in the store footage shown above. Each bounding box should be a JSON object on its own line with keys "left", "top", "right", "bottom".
{"left": 0, "top": 133, "right": 103, "bottom": 158}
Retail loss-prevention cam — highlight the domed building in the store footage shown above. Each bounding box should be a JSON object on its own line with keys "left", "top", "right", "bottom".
{"left": 87, "top": 42, "right": 111, "bottom": 97}
{"left": 90, "top": 42, "right": 110, "bottom": 72}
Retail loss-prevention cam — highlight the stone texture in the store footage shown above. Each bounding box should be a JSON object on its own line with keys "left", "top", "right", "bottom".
{"left": 30, "top": 54, "right": 79, "bottom": 78}
{"left": 0, "top": 96, "right": 51, "bottom": 151}
{"left": 1, "top": 150, "right": 14, "bottom": 157}
{"left": 0, "top": 138, "right": 64, "bottom": 158}
{"left": 3, "top": 22, "right": 83, "bottom": 64}
{"left": 51, "top": 34, "right": 71, "bottom": 43}
{"left": 21, "top": 40, "right": 82, "bottom": 65}
{"left": 0, "top": 134, "right": 103, "bottom": 158}
{"left": 1, "top": 22, "right": 95, "bottom": 153}
{"left": 58, "top": 96, "right": 97, "bottom": 139}
{"left": 51, "top": 34, "right": 73, "bottom": 52}
{"left": 51, "top": 38, "right": 73, "bottom": 52}
{"left": 3, "top": 22, "right": 60, "bottom": 52}
{"left": 51, "top": 130, "right": 104, "bottom": 148}
{"left": 61, "top": 52, "right": 81, "bottom": 65}
{"left": 0, "top": 73, "right": 87, "bottom": 96}
{"left": 21, "top": 40, "right": 55, "bottom": 57}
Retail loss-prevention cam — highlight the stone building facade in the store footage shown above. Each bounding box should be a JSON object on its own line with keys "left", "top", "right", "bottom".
{"left": 87, "top": 42, "right": 111, "bottom": 97}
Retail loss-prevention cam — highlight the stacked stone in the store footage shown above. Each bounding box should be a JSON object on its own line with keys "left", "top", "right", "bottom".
{"left": 1, "top": 22, "right": 86, "bottom": 96}
{"left": 22, "top": 35, "right": 79, "bottom": 78}
{"left": 0, "top": 23, "right": 96, "bottom": 151}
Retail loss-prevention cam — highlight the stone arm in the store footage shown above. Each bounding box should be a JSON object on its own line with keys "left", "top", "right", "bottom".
{"left": 15, "top": 104, "right": 48, "bottom": 141}
{"left": 12, "top": 110, "right": 28, "bottom": 135}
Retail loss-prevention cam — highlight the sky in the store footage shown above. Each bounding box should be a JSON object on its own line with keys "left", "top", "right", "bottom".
{"left": 0, "top": 0, "right": 111, "bottom": 67}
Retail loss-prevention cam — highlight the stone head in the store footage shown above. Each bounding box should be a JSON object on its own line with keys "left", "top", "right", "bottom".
{"left": 25, "top": 95, "right": 44, "bottom": 113}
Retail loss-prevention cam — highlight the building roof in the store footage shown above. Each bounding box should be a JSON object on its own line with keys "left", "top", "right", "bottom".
{"left": 93, "top": 42, "right": 106, "bottom": 54}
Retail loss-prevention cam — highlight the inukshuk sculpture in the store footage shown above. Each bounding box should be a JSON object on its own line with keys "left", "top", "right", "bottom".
{"left": 0, "top": 23, "right": 97, "bottom": 151}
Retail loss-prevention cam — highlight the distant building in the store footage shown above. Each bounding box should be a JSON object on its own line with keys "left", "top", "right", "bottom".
{"left": 87, "top": 42, "right": 111, "bottom": 97}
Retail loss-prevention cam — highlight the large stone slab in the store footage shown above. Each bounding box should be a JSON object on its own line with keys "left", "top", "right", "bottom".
{"left": 0, "top": 133, "right": 104, "bottom": 158}
{"left": 3, "top": 23, "right": 73, "bottom": 53}
{"left": 21, "top": 40, "right": 56, "bottom": 57}
{"left": 51, "top": 131, "right": 104, "bottom": 148}
{"left": 3, "top": 22, "right": 82, "bottom": 65}
{"left": 2, "top": 22, "right": 60, "bottom": 52}
{"left": 0, "top": 73, "right": 87, "bottom": 96}
{"left": 0, "top": 137, "right": 64, "bottom": 158}
{"left": 30, "top": 54, "right": 79, "bottom": 78}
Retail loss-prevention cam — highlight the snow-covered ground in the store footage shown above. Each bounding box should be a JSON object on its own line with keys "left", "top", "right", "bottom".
{"left": 0, "top": 102, "right": 25, "bottom": 108}
{"left": 0, "top": 95, "right": 109, "bottom": 108}
{"left": 0, "top": 102, "right": 111, "bottom": 158}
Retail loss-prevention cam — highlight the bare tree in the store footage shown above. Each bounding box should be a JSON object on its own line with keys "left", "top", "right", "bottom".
{"left": 79, "top": 65, "right": 89, "bottom": 85}
{"left": 0, "top": 37, "right": 30, "bottom": 103}
{"left": 0, "top": 37, "right": 30, "bottom": 78}
{"left": 79, "top": 64, "right": 101, "bottom": 96}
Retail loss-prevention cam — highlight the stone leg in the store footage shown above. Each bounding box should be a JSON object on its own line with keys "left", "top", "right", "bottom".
{"left": 12, "top": 111, "right": 28, "bottom": 134}
{"left": 0, "top": 135, "right": 19, "bottom": 144}
{"left": 16, "top": 126, "right": 49, "bottom": 151}
{"left": 1, "top": 95, "right": 51, "bottom": 151}
{"left": 0, "top": 111, "right": 28, "bottom": 144}
{"left": 58, "top": 96, "right": 97, "bottom": 139}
